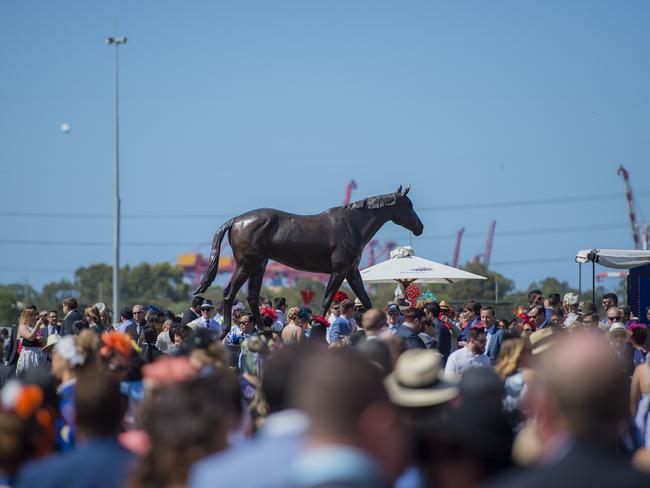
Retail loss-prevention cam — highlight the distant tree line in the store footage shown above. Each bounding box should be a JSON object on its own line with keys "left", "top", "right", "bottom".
{"left": 0, "top": 261, "right": 618, "bottom": 325}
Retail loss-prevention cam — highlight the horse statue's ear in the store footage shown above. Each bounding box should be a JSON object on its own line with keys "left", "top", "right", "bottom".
{"left": 396, "top": 185, "right": 403, "bottom": 195}
{"left": 403, "top": 185, "right": 410, "bottom": 196}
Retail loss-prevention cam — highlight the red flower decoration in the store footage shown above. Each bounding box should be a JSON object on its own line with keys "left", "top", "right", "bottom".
{"left": 260, "top": 306, "right": 278, "bottom": 322}
{"left": 334, "top": 291, "right": 348, "bottom": 303}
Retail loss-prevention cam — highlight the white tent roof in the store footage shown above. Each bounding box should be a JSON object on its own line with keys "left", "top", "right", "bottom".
{"left": 360, "top": 246, "right": 487, "bottom": 284}
{"left": 575, "top": 249, "right": 650, "bottom": 270}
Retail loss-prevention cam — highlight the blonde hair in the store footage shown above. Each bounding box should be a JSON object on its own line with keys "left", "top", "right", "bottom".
{"left": 84, "top": 306, "right": 101, "bottom": 326}
{"left": 286, "top": 307, "right": 301, "bottom": 323}
{"left": 495, "top": 338, "right": 530, "bottom": 380}
{"left": 19, "top": 308, "right": 37, "bottom": 326}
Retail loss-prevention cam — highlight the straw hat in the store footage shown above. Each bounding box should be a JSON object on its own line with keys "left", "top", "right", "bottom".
{"left": 42, "top": 334, "right": 61, "bottom": 352}
{"left": 529, "top": 328, "right": 557, "bottom": 355}
{"left": 384, "top": 349, "right": 459, "bottom": 407}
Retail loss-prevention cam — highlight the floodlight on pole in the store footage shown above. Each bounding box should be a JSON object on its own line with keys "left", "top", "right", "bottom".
{"left": 106, "top": 35, "right": 127, "bottom": 324}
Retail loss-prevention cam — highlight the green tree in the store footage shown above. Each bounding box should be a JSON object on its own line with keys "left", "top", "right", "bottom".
{"left": 0, "top": 287, "right": 19, "bottom": 325}
{"left": 75, "top": 264, "right": 113, "bottom": 306}
{"left": 39, "top": 279, "right": 76, "bottom": 311}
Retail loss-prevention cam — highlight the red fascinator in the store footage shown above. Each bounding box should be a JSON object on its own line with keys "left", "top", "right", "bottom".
{"left": 334, "top": 291, "right": 348, "bottom": 303}
{"left": 260, "top": 306, "right": 278, "bottom": 322}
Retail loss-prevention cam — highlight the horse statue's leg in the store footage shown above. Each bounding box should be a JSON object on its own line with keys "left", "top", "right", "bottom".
{"left": 222, "top": 267, "right": 250, "bottom": 335}
{"left": 346, "top": 268, "right": 372, "bottom": 310}
{"left": 320, "top": 270, "right": 349, "bottom": 318}
{"left": 246, "top": 262, "right": 267, "bottom": 330}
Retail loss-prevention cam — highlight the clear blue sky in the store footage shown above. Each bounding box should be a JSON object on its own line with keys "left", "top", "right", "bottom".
{"left": 1, "top": 0, "right": 649, "bottom": 292}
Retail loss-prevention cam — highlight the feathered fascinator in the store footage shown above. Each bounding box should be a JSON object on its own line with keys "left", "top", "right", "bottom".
{"left": 260, "top": 306, "right": 278, "bottom": 322}
{"left": 629, "top": 322, "right": 647, "bottom": 331}
{"left": 100, "top": 331, "right": 133, "bottom": 358}
{"left": 334, "top": 291, "right": 348, "bottom": 303}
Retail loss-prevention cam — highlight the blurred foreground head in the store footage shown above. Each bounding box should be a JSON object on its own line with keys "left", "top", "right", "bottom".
{"left": 534, "top": 331, "right": 628, "bottom": 444}
{"left": 291, "top": 350, "right": 407, "bottom": 481}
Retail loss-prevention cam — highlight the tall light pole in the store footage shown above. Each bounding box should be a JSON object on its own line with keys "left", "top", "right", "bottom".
{"left": 106, "top": 35, "right": 127, "bottom": 324}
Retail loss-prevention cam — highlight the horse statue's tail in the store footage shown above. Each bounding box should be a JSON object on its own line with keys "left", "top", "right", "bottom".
{"left": 194, "top": 218, "right": 235, "bottom": 294}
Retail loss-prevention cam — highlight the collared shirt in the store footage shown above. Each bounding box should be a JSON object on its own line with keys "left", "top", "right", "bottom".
{"left": 117, "top": 319, "right": 133, "bottom": 333}
{"left": 290, "top": 445, "right": 387, "bottom": 488}
{"left": 189, "top": 317, "right": 223, "bottom": 338}
{"left": 444, "top": 346, "right": 491, "bottom": 380}
{"left": 189, "top": 410, "right": 308, "bottom": 488}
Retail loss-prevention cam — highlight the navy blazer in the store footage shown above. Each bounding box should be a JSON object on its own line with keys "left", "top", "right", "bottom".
{"left": 61, "top": 309, "right": 83, "bottom": 336}
{"left": 433, "top": 319, "right": 452, "bottom": 364}
{"left": 396, "top": 324, "right": 427, "bottom": 350}
{"left": 16, "top": 437, "right": 133, "bottom": 488}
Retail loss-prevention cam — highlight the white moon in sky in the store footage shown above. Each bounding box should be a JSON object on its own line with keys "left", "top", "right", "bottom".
{"left": 61, "top": 123, "right": 71, "bottom": 133}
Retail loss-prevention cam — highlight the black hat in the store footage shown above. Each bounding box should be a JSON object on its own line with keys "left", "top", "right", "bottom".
{"left": 200, "top": 299, "right": 215, "bottom": 310}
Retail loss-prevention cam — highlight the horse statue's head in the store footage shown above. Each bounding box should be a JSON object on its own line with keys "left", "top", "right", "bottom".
{"left": 391, "top": 185, "right": 424, "bottom": 236}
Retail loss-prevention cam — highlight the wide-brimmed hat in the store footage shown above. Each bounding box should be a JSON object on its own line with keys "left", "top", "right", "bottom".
{"left": 529, "top": 328, "right": 557, "bottom": 355}
{"left": 563, "top": 293, "right": 579, "bottom": 306}
{"left": 395, "top": 297, "right": 411, "bottom": 312}
{"left": 42, "top": 334, "right": 61, "bottom": 352}
{"left": 354, "top": 297, "right": 364, "bottom": 308}
{"left": 385, "top": 349, "right": 459, "bottom": 407}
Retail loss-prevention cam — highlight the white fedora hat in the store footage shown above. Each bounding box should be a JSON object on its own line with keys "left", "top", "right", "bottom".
{"left": 384, "top": 349, "right": 459, "bottom": 407}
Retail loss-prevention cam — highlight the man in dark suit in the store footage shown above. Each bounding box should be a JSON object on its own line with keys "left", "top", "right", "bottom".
{"left": 424, "top": 302, "right": 451, "bottom": 364}
{"left": 484, "top": 333, "right": 650, "bottom": 488}
{"left": 125, "top": 304, "right": 146, "bottom": 344}
{"left": 181, "top": 296, "right": 204, "bottom": 326}
{"left": 61, "top": 296, "right": 83, "bottom": 336}
{"left": 482, "top": 306, "right": 504, "bottom": 365}
{"left": 396, "top": 308, "right": 426, "bottom": 349}
{"left": 42, "top": 310, "right": 61, "bottom": 339}
{"left": 16, "top": 369, "right": 133, "bottom": 488}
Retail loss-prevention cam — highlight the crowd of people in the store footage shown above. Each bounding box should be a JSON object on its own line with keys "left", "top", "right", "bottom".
{"left": 1, "top": 288, "right": 650, "bottom": 487}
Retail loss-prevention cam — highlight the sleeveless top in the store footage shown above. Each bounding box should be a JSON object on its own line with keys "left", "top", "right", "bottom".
{"left": 21, "top": 325, "right": 41, "bottom": 348}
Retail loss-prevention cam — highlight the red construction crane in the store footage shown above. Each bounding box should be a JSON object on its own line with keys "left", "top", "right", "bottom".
{"left": 617, "top": 165, "right": 648, "bottom": 250}
{"left": 483, "top": 220, "right": 496, "bottom": 270}
{"left": 364, "top": 240, "right": 396, "bottom": 267}
{"left": 343, "top": 180, "right": 357, "bottom": 205}
{"left": 451, "top": 227, "right": 465, "bottom": 268}
{"left": 617, "top": 165, "right": 641, "bottom": 249}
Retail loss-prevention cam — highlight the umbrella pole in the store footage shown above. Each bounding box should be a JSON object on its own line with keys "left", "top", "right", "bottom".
{"left": 592, "top": 260, "right": 596, "bottom": 304}
{"left": 578, "top": 262, "right": 582, "bottom": 298}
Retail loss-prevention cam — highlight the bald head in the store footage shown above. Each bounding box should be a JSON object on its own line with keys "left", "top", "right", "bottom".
{"left": 538, "top": 331, "right": 627, "bottom": 442}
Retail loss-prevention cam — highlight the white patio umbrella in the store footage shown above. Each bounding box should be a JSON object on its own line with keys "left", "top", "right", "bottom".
{"left": 360, "top": 246, "right": 487, "bottom": 288}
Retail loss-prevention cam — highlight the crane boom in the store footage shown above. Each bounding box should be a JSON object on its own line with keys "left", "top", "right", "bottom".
{"left": 451, "top": 227, "right": 464, "bottom": 268}
{"left": 617, "top": 165, "right": 641, "bottom": 250}
{"left": 343, "top": 180, "right": 357, "bottom": 205}
{"left": 483, "top": 220, "right": 496, "bottom": 270}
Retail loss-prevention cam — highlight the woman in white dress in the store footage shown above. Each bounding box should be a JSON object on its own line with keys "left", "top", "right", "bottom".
{"left": 16, "top": 307, "right": 47, "bottom": 375}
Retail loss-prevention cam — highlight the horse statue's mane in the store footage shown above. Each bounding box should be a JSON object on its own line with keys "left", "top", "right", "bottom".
{"left": 342, "top": 191, "right": 398, "bottom": 210}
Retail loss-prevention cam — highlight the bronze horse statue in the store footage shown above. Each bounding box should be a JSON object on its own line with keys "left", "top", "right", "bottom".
{"left": 195, "top": 185, "right": 424, "bottom": 329}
